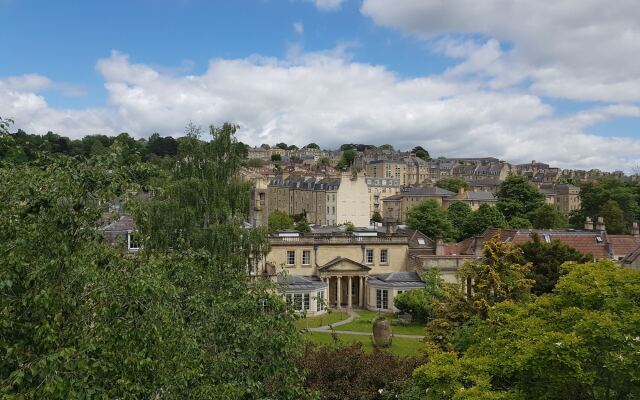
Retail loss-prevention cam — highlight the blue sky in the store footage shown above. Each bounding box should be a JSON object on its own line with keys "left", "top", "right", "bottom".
{"left": 1, "top": 0, "right": 639, "bottom": 170}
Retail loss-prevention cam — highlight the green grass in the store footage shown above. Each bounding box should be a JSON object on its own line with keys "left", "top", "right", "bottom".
{"left": 302, "top": 332, "right": 425, "bottom": 357}
{"left": 294, "top": 310, "right": 349, "bottom": 329}
{"left": 333, "top": 309, "right": 426, "bottom": 336}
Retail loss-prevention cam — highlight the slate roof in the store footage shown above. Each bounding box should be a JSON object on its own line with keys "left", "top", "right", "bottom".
{"left": 367, "top": 272, "right": 426, "bottom": 288}
{"left": 608, "top": 235, "right": 640, "bottom": 255}
{"left": 278, "top": 275, "right": 327, "bottom": 291}
{"left": 385, "top": 187, "right": 455, "bottom": 200}
{"left": 100, "top": 215, "right": 135, "bottom": 232}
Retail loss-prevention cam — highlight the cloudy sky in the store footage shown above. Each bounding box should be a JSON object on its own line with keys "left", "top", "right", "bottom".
{"left": 1, "top": 0, "right": 639, "bottom": 170}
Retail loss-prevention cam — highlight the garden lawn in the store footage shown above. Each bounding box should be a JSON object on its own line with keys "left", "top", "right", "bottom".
{"left": 295, "top": 310, "right": 349, "bottom": 330}
{"left": 302, "top": 332, "right": 424, "bottom": 358}
{"left": 333, "top": 310, "right": 426, "bottom": 336}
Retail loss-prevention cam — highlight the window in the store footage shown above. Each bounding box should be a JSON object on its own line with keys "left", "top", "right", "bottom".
{"left": 366, "top": 249, "right": 374, "bottom": 264}
{"left": 376, "top": 289, "right": 389, "bottom": 309}
{"left": 417, "top": 238, "right": 426, "bottom": 245}
{"left": 303, "top": 293, "right": 310, "bottom": 310}
{"left": 286, "top": 294, "right": 293, "bottom": 305}
{"left": 380, "top": 249, "right": 389, "bottom": 264}
{"left": 302, "top": 250, "right": 311, "bottom": 265}
{"left": 397, "top": 290, "right": 405, "bottom": 295}
{"left": 127, "top": 231, "right": 141, "bottom": 251}
{"left": 287, "top": 250, "right": 295, "bottom": 266}
{"left": 316, "top": 291, "right": 325, "bottom": 312}
{"left": 294, "top": 294, "right": 302, "bottom": 310}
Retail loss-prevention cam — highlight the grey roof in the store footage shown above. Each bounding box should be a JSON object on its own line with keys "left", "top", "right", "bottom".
{"left": 278, "top": 275, "right": 327, "bottom": 291}
{"left": 367, "top": 272, "right": 425, "bottom": 288}
{"left": 447, "top": 192, "right": 497, "bottom": 201}
{"left": 385, "top": 187, "right": 455, "bottom": 201}
{"left": 100, "top": 215, "right": 135, "bottom": 232}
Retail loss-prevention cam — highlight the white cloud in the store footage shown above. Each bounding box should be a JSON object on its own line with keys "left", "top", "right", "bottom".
{"left": 293, "top": 21, "right": 304, "bottom": 34}
{"left": 312, "top": 0, "right": 344, "bottom": 11}
{"left": 3, "top": 49, "right": 639, "bottom": 171}
{"left": 361, "top": 0, "right": 640, "bottom": 103}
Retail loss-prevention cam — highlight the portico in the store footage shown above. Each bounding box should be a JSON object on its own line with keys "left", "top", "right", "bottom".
{"left": 318, "top": 257, "right": 370, "bottom": 309}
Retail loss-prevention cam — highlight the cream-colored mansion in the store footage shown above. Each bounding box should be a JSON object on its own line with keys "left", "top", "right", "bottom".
{"left": 261, "top": 228, "right": 452, "bottom": 316}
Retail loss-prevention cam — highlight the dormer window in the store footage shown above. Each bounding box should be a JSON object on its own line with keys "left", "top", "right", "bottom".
{"left": 595, "top": 236, "right": 603, "bottom": 244}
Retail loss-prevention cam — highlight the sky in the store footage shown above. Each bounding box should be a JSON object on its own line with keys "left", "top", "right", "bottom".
{"left": 1, "top": 0, "right": 640, "bottom": 171}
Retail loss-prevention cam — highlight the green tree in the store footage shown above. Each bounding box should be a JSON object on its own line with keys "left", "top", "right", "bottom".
{"left": 371, "top": 211, "right": 383, "bottom": 223}
{"left": 528, "top": 204, "right": 567, "bottom": 229}
{"left": 600, "top": 199, "right": 626, "bottom": 234}
{"left": 394, "top": 269, "right": 445, "bottom": 323}
{"left": 246, "top": 158, "right": 265, "bottom": 168}
{"left": 436, "top": 177, "right": 469, "bottom": 193}
{"left": 268, "top": 210, "right": 295, "bottom": 231}
{"left": 461, "top": 204, "right": 508, "bottom": 238}
{"left": 459, "top": 237, "right": 534, "bottom": 318}
{"left": 517, "top": 233, "right": 592, "bottom": 295}
{"left": 496, "top": 175, "right": 545, "bottom": 220}
{"left": 409, "top": 261, "right": 640, "bottom": 399}
{"left": 508, "top": 216, "right": 532, "bottom": 228}
{"left": 295, "top": 217, "right": 311, "bottom": 233}
{"left": 287, "top": 144, "right": 298, "bottom": 150}
{"left": 304, "top": 143, "right": 320, "bottom": 149}
{"left": 379, "top": 144, "right": 394, "bottom": 150}
{"left": 336, "top": 148, "right": 356, "bottom": 171}
{"left": 271, "top": 153, "right": 282, "bottom": 162}
{"left": 275, "top": 142, "right": 288, "bottom": 150}
{"left": 259, "top": 143, "right": 270, "bottom": 149}
{"left": 411, "top": 146, "right": 430, "bottom": 160}
{"left": 407, "top": 199, "right": 455, "bottom": 240}
{"left": 447, "top": 201, "right": 472, "bottom": 240}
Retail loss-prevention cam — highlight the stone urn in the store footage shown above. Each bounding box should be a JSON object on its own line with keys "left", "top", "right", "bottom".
{"left": 372, "top": 317, "right": 392, "bottom": 348}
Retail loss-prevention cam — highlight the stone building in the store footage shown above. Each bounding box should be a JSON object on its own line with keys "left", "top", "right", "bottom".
{"left": 383, "top": 186, "right": 455, "bottom": 224}
{"left": 366, "top": 177, "right": 401, "bottom": 218}
{"left": 267, "top": 172, "right": 370, "bottom": 226}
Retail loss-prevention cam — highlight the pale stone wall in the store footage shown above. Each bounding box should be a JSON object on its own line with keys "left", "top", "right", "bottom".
{"left": 267, "top": 242, "right": 408, "bottom": 276}
{"left": 413, "top": 256, "right": 472, "bottom": 284}
{"left": 336, "top": 173, "right": 370, "bottom": 226}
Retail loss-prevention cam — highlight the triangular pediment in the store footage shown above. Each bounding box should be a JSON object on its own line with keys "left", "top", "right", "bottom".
{"left": 318, "top": 257, "right": 371, "bottom": 272}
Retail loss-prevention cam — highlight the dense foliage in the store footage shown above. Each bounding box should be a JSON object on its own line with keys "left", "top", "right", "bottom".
{"left": 0, "top": 124, "right": 307, "bottom": 399}
{"left": 300, "top": 343, "right": 424, "bottom": 400}
{"left": 496, "top": 175, "right": 545, "bottom": 220}
{"left": 405, "top": 261, "right": 640, "bottom": 399}
{"left": 407, "top": 199, "right": 455, "bottom": 241}
{"left": 435, "top": 177, "right": 469, "bottom": 193}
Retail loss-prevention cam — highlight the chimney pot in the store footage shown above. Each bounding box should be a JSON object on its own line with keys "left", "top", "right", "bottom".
{"left": 595, "top": 216, "right": 606, "bottom": 232}
{"left": 584, "top": 216, "right": 594, "bottom": 231}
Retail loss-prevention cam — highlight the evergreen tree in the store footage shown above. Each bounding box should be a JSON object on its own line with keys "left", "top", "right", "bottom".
{"left": 407, "top": 199, "right": 455, "bottom": 240}
{"left": 496, "top": 175, "right": 545, "bottom": 219}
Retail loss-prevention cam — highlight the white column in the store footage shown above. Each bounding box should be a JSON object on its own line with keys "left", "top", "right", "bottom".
{"left": 336, "top": 276, "right": 342, "bottom": 308}
{"left": 359, "top": 276, "right": 365, "bottom": 307}
{"left": 347, "top": 276, "right": 353, "bottom": 309}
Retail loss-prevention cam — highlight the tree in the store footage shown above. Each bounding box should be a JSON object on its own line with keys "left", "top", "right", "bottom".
{"left": 394, "top": 269, "right": 445, "bottom": 323}
{"left": 571, "top": 178, "right": 640, "bottom": 232}
{"left": 268, "top": 210, "right": 295, "bottom": 231}
{"left": 459, "top": 236, "right": 534, "bottom": 318}
{"left": 460, "top": 204, "right": 508, "bottom": 238}
{"left": 496, "top": 175, "right": 545, "bottom": 220}
{"left": 148, "top": 133, "right": 178, "bottom": 157}
{"left": 336, "top": 148, "right": 356, "bottom": 171}
{"left": 246, "top": 158, "right": 265, "bottom": 168}
{"left": 508, "top": 216, "right": 533, "bottom": 228}
{"left": 517, "top": 233, "right": 592, "bottom": 295}
{"left": 436, "top": 177, "right": 469, "bottom": 193}
{"left": 411, "top": 146, "right": 430, "bottom": 160}
{"left": 447, "top": 201, "right": 472, "bottom": 240}
{"left": 0, "top": 124, "right": 307, "bottom": 398}
{"left": 275, "top": 142, "right": 288, "bottom": 150}
{"left": 304, "top": 143, "right": 319, "bottom": 149}
{"left": 600, "top": 199, "right": 626, "bottom": 234}
{"left": 295, "top": 217, "right": 311, "bottom": 233}
{"left": 528, "top": 204, "right": 567, "bottom": 229}
{"left": 129, "top": 123, "right": 307, "bottom": 397}
{"left": 379, "top": 144, "right": 394, "bottom": 150}
{"left": 319, "top": 157, "right": 331, "bottom": 166}
{"left": 259, "top": 143, "right": 270, "bottom": 149}
{"left": 287, "top": 144, "right": 298, "bottom": 150}
{"left": 371, "top": 211, "right": 382, "bottom": 223}
{"left": 408, "top": 261, "right": 640, "bottom": 399}
{"left": 407, "top": 199, "right": 455, "bottom": 240}
{"left": 299, "top": 343, "right": 423, "bottom": 400}
{"left": 339, "top": 143, "right": 355, "bottom": 151}
{"left": 271, "top": 153, "right": 282, "bottom": 162}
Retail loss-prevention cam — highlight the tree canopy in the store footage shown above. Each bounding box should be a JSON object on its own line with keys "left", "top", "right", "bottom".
{"left": 496, "top": 175, "right": 545, "bottom": 220}
{"left": 407, "top": 199, "right": 455, "bottom": 240}
{"left": 436, "top": 177, "right": 469, "bottom": 193}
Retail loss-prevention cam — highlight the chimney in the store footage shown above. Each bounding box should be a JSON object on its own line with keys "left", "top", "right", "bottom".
{"left": 457, "top": 186, "right": 465, "bottom": 197}
{"left": 633, "top": 222, "right": 639, "bottom": 237}
{"left": 435, "top": 235, "right": 445, "bottom": 256}
{"left": 595, "top": 216, "right": 605, "bottom": 232}
{"left": 584, "top": 216, "right": 593, "bottom": 231}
